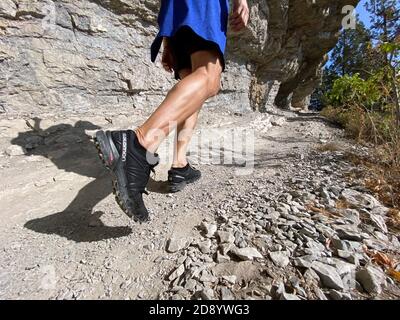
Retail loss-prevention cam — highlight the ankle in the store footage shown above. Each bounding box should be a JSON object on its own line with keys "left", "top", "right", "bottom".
{"left": 135, "top": 128, "right": 153, "bottom": 153}
{"left": 172, "top": 161, "right": 188, "bottom": 169}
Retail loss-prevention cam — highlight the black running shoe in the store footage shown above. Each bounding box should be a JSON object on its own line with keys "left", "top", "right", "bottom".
{"left": 168, "top": 163, "right": 201, "bottom": 193}
{"left": 94, "top": 130, "right": 159, "bottom": 222}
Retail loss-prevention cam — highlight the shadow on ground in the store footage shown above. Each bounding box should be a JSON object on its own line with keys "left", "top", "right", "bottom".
{"left": 286, "top": 112, "right": 342, "bottom": 129}
{"left": 147, "top": 177, "right": 169, "bottom": 194}
{"left": 11, "top": 118, "right": 133, "bottom": 242}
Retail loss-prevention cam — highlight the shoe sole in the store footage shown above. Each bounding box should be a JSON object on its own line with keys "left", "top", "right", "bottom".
{"left": 94, "top": 130, "right": 148, "bottom": 222}
{"left": 168, "top": 174, "right": 201, "bottom": 193}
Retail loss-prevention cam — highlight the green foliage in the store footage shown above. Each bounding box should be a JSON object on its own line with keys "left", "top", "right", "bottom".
{"left": 381, "top": 41, "right": 400, "bottom": 54}
{"left": 326, "top": 73, "right": 383, "bottom": 109}
{"left": 322, "top": 65, "right": 399, "bottom": 162}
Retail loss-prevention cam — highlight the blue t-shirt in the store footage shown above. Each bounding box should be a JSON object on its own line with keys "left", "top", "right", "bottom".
{"left": 151, "top": 0, "right": 230, "bottom": 63}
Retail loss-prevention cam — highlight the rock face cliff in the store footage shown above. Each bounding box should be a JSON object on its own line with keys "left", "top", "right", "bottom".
{"left": 0, "top": 0, "right": 359, "bottom": 116}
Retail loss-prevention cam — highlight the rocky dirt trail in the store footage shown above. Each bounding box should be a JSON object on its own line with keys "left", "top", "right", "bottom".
{"left": 0, "top": 107, "right": 399, "bottom": 300}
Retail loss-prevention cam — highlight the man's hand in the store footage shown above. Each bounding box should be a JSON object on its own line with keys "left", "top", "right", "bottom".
{"left": 162, "top": 38, "right": 174, "bottom": 73}
{"left": 230, "top": 0, "right": 249, "bottom": 32}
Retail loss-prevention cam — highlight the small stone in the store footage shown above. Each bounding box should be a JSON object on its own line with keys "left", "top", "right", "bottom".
{"left": 311, "top": 261, "right": 344, "bottom": 290}
{"left": 335, "top": 226, "right": 363, "bottom": 241}
{"left": 271, "top": 281, "right": 285, "bottom": 299}
{"left": 198, "top": 240, "right": 212, "bottom": 254}
{"left": 368, "top": 213, "right": 388, "bottom": 233}
{"left": 269, "top": 251, "right": 290, "bottom": 268}
{"left": 314, "top": 287, "right": 328, "bottom": 300}
{"left": 356, "top": 266, "right": 386, "bottom": 295}
{"left": 293, "top": 256, "right": 315, "bottom": 268}
{"left": 341, "top": 189, "right": 380, "bottom": 209}
{"left": 4, "top": 145, "right": 25, "bottom": 156}
{"left": 231, "top": 247, "right": 263, "bottom": 261}
{"left": 280, "top": 292, "right": 301, "bottom": 300}
{"left": 168, "top": 264, "right": 185, "bottom": 281}
{"left": 216, "top": 231, "right": 235, "bottom": 244}
{"left": 329, "top": 186, "right": 342, "bottom": 197}
{"left": 137, "top": 291, "right": 145, "bottom": 299}
{"left": 199, "top": 272, "right": 218, "bottom": 283}
{"left": 331, "top": 238, "right": 361, "bottom": 252}
{"left": 299, "top": 227, "right": 317, "bottom": 238}
{"left": 219, "top": 243, "right": 233, "bottom": 255}
{"left": 320, "top": 187, "right": 330, "bottom": 201}
{"left": 329, "top": 289, "right": 342, "bottom": 300}
{"left": 364, "top": 238, "right": 387, "bottom": 251}
{"left": 221, "top": 275, "right": 237, "bottom": 284}
{"left": 184, "top": 279, "right": 197, "bottom": 291}
{"left": 276, "top": 206, "right": 289, "bottom": 215}
{"left": 341, "top": 209, "right": 361, "bottom": 225}
{"left": 265, "top": 210, "right": 281, "bottom": 220}
{"left": 374, "top": 231, "right": 389, "bottom": 242}
{"left": 200, "top": 288, "right": 214, "bottom": 300}
{"left": 215, "top": 252, "right": 230, "bottom": 263}
{"left": 370, "top": 206, "right": 389, "bottom": 216}
{"left": 336, "top": 250, "right": 359, "bottom": 265}
{"left": 200, "top": 222, "right": 217, "bottom": 238}
{"left": 236, "top": 238, "right": 247, "bottom": 248}
{"left": 167, "top": 238, "right": 189, "bottom": 253}
{"left": 315, "top": 223, "right": 336, "bottom": 238}
{"left": 220, "top": 287, "right": 235, "bottom": 300}
{"left": 390, "top": 235, "right": 400, "bottom": 248}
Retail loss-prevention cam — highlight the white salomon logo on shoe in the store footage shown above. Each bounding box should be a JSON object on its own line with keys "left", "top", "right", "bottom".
{"left": 122, "top": 133, "right": 127, "bottom": 162}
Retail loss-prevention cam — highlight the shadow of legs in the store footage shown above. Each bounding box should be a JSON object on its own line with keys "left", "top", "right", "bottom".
{"left": 146, "top": 177, "right": 170, "bottom": 194}
{"left": 24, "top": 175, "right": 132, "bottom": 242}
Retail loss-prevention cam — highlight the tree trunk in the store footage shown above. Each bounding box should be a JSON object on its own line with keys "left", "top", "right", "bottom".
{"left": 390, "top": 65, "right": 400, "bottom": 129}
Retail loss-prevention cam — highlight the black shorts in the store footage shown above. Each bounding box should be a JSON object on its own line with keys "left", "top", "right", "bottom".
{"left": 168, "top": 26, "right": 225, "bottom": 80}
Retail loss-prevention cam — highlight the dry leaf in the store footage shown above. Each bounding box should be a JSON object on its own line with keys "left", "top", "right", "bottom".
{"left": 364, "top": 249, "right": 398, "bottom": 269}
{"left": 373, "top": 252, "right": 396, "bottom": 269}
{"left": 387, "top": 268, "right": 400, "bottom": 282}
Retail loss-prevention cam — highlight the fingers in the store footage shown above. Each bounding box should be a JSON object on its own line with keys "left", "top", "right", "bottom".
{"left": 230, "top": 5, "right": 249, "bottom": 32}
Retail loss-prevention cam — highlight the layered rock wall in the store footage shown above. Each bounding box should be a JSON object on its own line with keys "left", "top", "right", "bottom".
{"left": 0, "top": 0, "right": 359, "bottom": 116}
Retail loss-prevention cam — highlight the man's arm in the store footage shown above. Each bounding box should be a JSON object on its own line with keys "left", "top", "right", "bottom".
{"left": 230, "top": 0, "right": 249, "bottom": 32}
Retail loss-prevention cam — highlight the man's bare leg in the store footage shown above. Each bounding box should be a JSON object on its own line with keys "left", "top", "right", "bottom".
{"left": 172, "top": 111, "right": 199, "bottom": 168}
{"left": 135, "top": 50, "right": 222, "bottom": 154}
{"left": 171, "top": 68, "right": 200, "bottom": 168}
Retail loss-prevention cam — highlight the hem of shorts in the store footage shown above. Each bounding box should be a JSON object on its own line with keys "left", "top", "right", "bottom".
{"left": 151, "top": 25, "right": 227, "bottom": 73}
